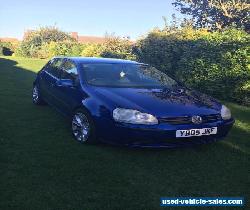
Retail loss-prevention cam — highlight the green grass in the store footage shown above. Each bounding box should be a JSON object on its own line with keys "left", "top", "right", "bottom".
{"left": 0, "top": 56, "right": 249, "bottom": 210}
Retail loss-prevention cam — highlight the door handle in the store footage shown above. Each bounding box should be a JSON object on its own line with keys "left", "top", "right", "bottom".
{"left": 55, "top": 80, "right": 63, "bottom": 87}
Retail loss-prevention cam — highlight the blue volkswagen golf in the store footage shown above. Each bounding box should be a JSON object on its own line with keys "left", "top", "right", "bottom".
{"left": 32, "top": 57, "right": 234, "bottom": 148}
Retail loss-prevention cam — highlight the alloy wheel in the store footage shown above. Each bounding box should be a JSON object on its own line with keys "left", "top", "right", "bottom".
{"left": 72, "top": 112, "right": 90, "bottom": 142}
{"left": 32, "top": 86, "right": 39, "bottom": 103}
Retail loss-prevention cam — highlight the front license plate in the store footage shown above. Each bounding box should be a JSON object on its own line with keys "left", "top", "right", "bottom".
{"left": 176, "top": 127, "right": 217, "bottom": 138}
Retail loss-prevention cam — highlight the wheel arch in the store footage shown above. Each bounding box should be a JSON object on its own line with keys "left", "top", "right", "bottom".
{"left": 72, "top": 104, "right": 92, "bottom": 117}
{"left": 71, "top": 102, "right": 98, "bottom": 142}
{"left": 33, "top": 76, "right": 40, "bottom": 87}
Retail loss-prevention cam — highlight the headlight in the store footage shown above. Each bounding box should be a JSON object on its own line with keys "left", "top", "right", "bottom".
{"left": 113, "top": 108, "right": 158, "bottom": 125}
{"left": 221, "top": 105, "right": 231, "bottom": 120}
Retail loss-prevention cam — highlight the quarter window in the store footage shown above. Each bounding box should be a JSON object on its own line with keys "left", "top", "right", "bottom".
{"left": 46, "top": 58, "right": 63, "bottom": 78}
{"left": 61, "top": 60, "right": 78, "bottom": 80}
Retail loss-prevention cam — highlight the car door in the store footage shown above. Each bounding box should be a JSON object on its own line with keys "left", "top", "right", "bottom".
{"left": 38, "top": 60, "right": 52, "bottom": 101}
{"left": 52, "top": 59, "right": 82, "bottom": 116}
{"left": 39, "top": 58, "right": 63, "bottom": 106}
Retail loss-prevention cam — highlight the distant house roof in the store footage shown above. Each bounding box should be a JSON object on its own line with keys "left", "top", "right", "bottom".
{"left": 0, "top": 37, "right": 19, "bottom": 42}
{"left": 69, "top": 32, "right": 105, "bottom": 44}
{"left": 77, "top": 36, "right": 106, "bottom": 44}
{"left": 0, "top": 32, "right": 107, "bottom": 44}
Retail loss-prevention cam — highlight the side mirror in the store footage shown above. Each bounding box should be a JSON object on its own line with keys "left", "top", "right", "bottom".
{"left": 56, "top": 79, "right": 74, "bottom": 87}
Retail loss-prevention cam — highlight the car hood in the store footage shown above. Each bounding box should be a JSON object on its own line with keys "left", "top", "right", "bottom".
{"left": 91, "top": 87, "right": 221, "bottom": 117}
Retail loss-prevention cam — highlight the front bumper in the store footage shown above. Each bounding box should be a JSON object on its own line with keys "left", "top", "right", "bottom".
{"left": 98, "top": 118, "right": 235, "bottom": 148}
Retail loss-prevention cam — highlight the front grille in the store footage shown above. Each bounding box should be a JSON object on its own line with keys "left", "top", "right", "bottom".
{"left": 159, "top": 114, "right": 221, "bottom": 125}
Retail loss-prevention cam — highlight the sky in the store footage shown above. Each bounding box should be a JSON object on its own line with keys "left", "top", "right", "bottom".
{"left": 0, "top": 0, "right": 181, "bottom": 40}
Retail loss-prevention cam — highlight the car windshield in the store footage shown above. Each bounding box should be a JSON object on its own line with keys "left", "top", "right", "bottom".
{"left": 81, "top": 63, "right": 178, "bottom": 88}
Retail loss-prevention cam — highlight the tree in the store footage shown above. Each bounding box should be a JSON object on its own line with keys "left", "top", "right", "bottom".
{"left": 173, "top": 0, "right": 250, "bottom": 31}
{"left": 24, "top": 26, "right": 75, "bottom": 45}
{"left": 16, "top": 26, "right": 76, "bottom": 57}
{"left": 100, "top": 34, "right": 136, "bottom": 60}
{"left": 81, "top": 44, "right": 103, "bottom": 57}
{"left": 81, "top": 34, "right": 136, "bottom": 60}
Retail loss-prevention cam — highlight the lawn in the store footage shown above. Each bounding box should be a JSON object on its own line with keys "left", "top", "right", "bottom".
{"left": 0, "top": 56, "right": 249, "bottom": 210}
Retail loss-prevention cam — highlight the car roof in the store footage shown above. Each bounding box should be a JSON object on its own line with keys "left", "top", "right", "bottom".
{"left": 53, "top": 56, "right": 142, "bottom": 64}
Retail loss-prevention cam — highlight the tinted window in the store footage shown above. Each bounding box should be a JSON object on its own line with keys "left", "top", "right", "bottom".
{"left": 46, "top": 58, "right": 63, "bottom": 78}
{"left": 61, "top": 60, "right": 78, "bottom": 80}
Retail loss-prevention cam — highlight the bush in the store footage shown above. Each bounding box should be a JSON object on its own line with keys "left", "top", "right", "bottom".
{"left": 15, "top": 26, "right": 76, "bottom": 58}
{"left": 136, "top": 28, "right": 250, "bottom": 104}
{"left": 100, "top": 36, "right": 136, "bottom": 60}
{"left": 46, "top": 41, "right": 85, "bottom": 58}
{"left": 15, "top": 27, "right": 135, "bottom": 60}
{"left": 81, "top": 36, "right": 135, "bottom": 60}
{"left": 81, "top": 44, "right": 103, "bottom": 57}
{"left": 0, "top": 41, "right": 17, "bottom": 56}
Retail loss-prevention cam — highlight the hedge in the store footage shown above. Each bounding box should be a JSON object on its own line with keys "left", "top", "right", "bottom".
{"left": 0, "top": 41, "right": 16, "bottom": 56}
{"left": 136, "top": 28, "right": 250, "bottom": 105}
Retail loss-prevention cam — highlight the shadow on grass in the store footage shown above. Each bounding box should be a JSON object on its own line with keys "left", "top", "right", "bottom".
{"left": 0, "top": 57, "right": 249, "bottom": 210}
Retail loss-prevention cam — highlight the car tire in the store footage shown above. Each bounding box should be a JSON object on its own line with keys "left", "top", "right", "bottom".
{"left": 71, "top": 109, "right": 97, "bottom": 144}
{"left": 32, "top": 84, "right": 45, "bottom": 105}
